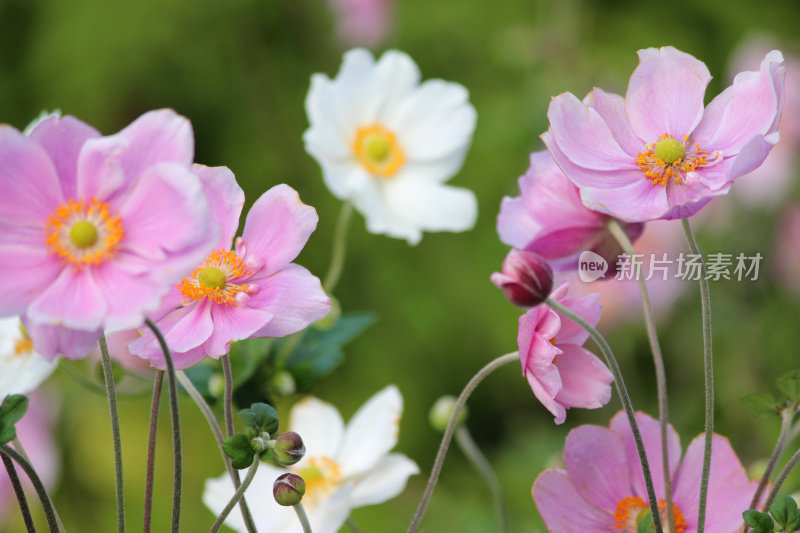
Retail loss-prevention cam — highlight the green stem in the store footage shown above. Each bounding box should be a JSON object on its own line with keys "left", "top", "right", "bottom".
{"left": 143, "top": 371, "right": 164, "bottom": 533}
{"left": 293, "top": 502, "right": 313, "bottom": 533}
{"left": 144, "top": 319, "right": 182, "bottom": 533}
{"left": 1, "top": 444, "right": 59, "bottom": 533}
{"left": 209, "top": 460, "right": 259, "bottom": 533}
{"left": 681, "top": 218, "right": 714, "bottom": 533}
{"left": 546, "top": 297, "right": 664, "bottom": 533}
{"left": 100, "top": 334, "right": 126, "bottom": 533}
{"left": 2, "top": 451, "right": 36, "bottom": 532}
{"left": 11, "top": 438, "right": 64, "bottom": 532}
{"left": 407, "top": 352, "right": 518, "bottom": 533}
{"left": 761, "top": 446, "right": 800, "bottom": 511}
{"left": 454, "top": 425, "right": 509, "bottom": 533}
{"left": 608, "top": 219, "right": 675, "bottom": 533}
{"left": 345, "top": 518, "right": 364, "bottom": 533}
{"left": 323, "top": 202, "right": 353, "bottom": 294}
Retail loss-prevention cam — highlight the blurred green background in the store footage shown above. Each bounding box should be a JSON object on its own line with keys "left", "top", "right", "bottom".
{"left": 2, "top": 0, "right": 800, "bottom": 531}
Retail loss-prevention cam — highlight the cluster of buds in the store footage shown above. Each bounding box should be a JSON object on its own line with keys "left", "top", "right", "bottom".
{"left": 223, "top": 403, "right": 307, "bottom": 469}
{"left": 491, "top": 249, "right": 554, "bottom": 307}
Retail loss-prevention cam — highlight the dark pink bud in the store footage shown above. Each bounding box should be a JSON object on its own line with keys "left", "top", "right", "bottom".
{"left": 490, "top": 249, "right": 553, "bottom": 307}
{"left": 273, "top": 473, "right": 306, "bottom": 506}
{"left": 274, "top": 431, "right": 306, "bottom": 466}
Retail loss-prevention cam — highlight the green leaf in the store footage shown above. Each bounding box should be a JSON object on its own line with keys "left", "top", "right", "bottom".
{"left": 636, "top": 511, "right": 654, "bottom": 533}
{"left": 741, "top": 393, "right": 781, "bottom": 417}
{"left": 770, "top": 494, "right": 798, "bottom": 528}
{"left": 743, "top": 509, "right": 776, "bottom": 533}
{"left": 0, "top": 394, "right": 29, "bottom": 425}
{"left": 0, "top": 421, "right": 16, "bottom": 445}
{"left": 222, "top": 434, "right": 254, "bottom": 470}
{"left": 777, "top": 371, "right": 800, "bottom": 402}
{"left": 787, "top": 508, "right": 800, "bottom": 531}
{"left": 238, "top": 403, "right": 279, "bottom": 434}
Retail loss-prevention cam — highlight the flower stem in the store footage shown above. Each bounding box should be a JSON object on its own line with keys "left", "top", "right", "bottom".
{"left": 323, "top": 202, "right": 353, "bottom": 294}
{"left": 454, "top": 425, "right": 509, "bottom": 533}
{"left": 1, "top": 444, "right": 59, "bottom": 533}
{"left": 143, "top": 370, "right": 164, "bottom": 533}
{"left": 175, "top": 371, "right": 258, "bottom": 533}
{"left": 144, "top": 319, "right": 182, "bottom": 533}
{"left": 2, "top": 451, "right": 36, "bottom": 532}
{"left": 209, "top": 460, "right": 259, "bottom": 533}
{"left": 608, "top": 218, "right": 675, "bottom": 533}
{"left": 761, "top": 445, "right": 800, "bottom": 511}
{"left": 99, "top": 334, "right": 126, "bottom": 533}
{"left": 546, "top": 297, "right": 664, "bottom": 533}
{"left": 345, "top": 518, "right": 364, "bottom": 533}
{"left": 681, "top": 218, "right": 714, "bottom": 533}
{"left": 294, "top": 502, "right": 313, "bottom": 533}
{"left": 753, "top": 408, "right": 794, "bottom": 510}
{"left": 407, "top": 351, "right": 518, "bottom": 533}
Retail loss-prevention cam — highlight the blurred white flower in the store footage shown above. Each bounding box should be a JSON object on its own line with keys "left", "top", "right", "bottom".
{"left": 304, "top": 49, "right": 478, "bottom": 244}
{"left": 0, "top": 317, "right": 57, "bottom": 397}
{"left": 203, "top": 385, "right": 419, "bottom": 533}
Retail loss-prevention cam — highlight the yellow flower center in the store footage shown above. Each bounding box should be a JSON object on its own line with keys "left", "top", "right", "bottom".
{"left": 295, "top": 456, "right": 342, "bottom": 505}
{"left": 654, "top": 137, "right": 685, "bottom": 165}
{"left": 352, "top": 124, "right": 405, "bottom": 177}
{"left": 13, "top": 323, "right": 33, "bottom": 357}
{"left": 636, "top": 134, "right": 716, "bottom": 187}
{"left": 177, "top": 249, "right": 252, "bottom": 306}
{"left": 45, "top": 198, "right": 124, "bottom": 268}
{"left": 613, "top": 496, "right": 686, "bottom": 532}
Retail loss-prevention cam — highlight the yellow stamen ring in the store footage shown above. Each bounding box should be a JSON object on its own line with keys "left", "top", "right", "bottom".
{"left": 636, "top": 134, "right": 711, "bottom": 187}
{"left": 177, "top": 249, "right": 252, "bottom": 306}
{"left": 352, "top": 124, "right": 405, "bottom": 177}
{"left": 45, "top": 198, "right": 124, "bottom": 269}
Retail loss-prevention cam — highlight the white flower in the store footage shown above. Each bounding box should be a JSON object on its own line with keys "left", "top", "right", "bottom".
{"left": 203, "top": 385, "right": 419, "bottom": 533}
{"left": 0, "top": 317, "right": 58, "bottom": 397}
{"left": 304, "top": 48, "right": 478, "bottom": 245}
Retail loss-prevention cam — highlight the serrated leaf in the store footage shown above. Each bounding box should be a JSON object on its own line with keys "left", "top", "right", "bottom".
{"left": 222, "top": 434, "right": 254, "bottom": 470}
{"left": 741, "top": 393, "right": 780, "bottom": 417}
{"left": 777, "top": 371, "right": 800, "bottom": 402}
{"left": 238, "top": 403, "right": 279, "bottom": 434}
{"left": 0, "top": 395, "right": 29, "bottom": 425}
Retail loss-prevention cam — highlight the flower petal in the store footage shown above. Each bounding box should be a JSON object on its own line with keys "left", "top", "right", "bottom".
{"left": 290, "top": 397, "right": 345, "bottom": 460}
{"left": 553, "top": 345, "right": 613, "bottom": 409}
{"left": 347, "top": 454, "right": 419, "bottom": 508}
{"left": 584, "top": 88, "right": 644, "bottom": 156}
{"left": 497, "top": 196, "right": 541, "bottom": 249}
{"left": 563, "top": 424, "right": 630, "bottom": 511}
{"left": 382, "top": 178, "right": 477, "bottom": 239}
{"left": 22, "top": 317, "right": 99, "bottom": 362}
{"left": 27, "top": 267, "right": 107, "bottom": 330}
{"left": 202, "top": 303, "right": 273, "bottom": 357}
{"left": 193, "top": 164, "right": 244, "bottom": 251}
{"left": 579, "top": 179, "right": 670, "bottom": 222}
{"left": 0, "top": 245, "right": 63, "bottom": 317}
{"left": 533, "top": 468, "right": 616, "bottom": 532}
{"left": 552, "top": 291, "right": 601, "bottom": 346}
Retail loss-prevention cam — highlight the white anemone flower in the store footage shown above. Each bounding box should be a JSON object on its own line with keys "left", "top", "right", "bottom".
{"left": 203, "top": 385, "right": 419, "bottom": 533}
{"left": 0, "top": 317, "right": 58, "bottom": 396}
{"left": 304, "top": 48, "right": 478, "bottom": 245}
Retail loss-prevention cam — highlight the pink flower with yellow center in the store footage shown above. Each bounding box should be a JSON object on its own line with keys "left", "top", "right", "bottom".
{"left": 543, "top": 46, "right": 785, "bottom": 221}
{"left": 128, "top": 166, "right": 330, "bottom": 370}
{"left": 0, "top": 110, "right": 216, "bottom": 345}
{"left": 533, "top": 412, "right": 758, "bottom": 533}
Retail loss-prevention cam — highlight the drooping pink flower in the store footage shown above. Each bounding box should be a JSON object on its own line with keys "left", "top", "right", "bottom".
{"left": 491, "top": 249, "right": 554, "bottom": 307}
{"left": 533, "top": 411, "right": 758, "bottom": 532}
{"left": 327, "top": 0, "right": 393, "bottom": 48}
{"left": 129, "top": 166, "right": 331, "bottom": 370}
{"left": 518, "top": 283, "right": 612, "bottom": 424}
{"left": 498, "top": 150, "right": 643, "bottom": 273}
{"left": 0, "top": 110, "right": 216, "bottom": 350}
{"left": 543, "top": 46, "right": 785, "bottom": 222}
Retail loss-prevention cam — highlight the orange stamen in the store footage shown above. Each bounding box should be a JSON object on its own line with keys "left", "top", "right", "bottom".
{"left": 177, "top": 249, "right": 252, "bottom": 306}
{"left": 45, "top": 198, "right": 124, "bottom": 269}
{"left": 352, "top": 124, "right": 406, "bottom": 177}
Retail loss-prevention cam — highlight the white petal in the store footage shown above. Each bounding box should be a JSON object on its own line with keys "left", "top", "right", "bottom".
{"left": 0, "top": 317, "right": 57, "bottom": 396}
{"left": 290, "top": 397, "right": 345, "bottom": 459}
{"left": 384, "top": 178, "right": 478, "bottom": 236}
{"left": 337, "top": 385, "right": 403, "bottom": 476}
{"left": 368, "top": 50, "right": 422, "bottom": 120}
{"left": 306, "top": 493, "right": 354, "bottom": 533}
{"left": 348, "top": 454, "right": 420, "bottom": 508}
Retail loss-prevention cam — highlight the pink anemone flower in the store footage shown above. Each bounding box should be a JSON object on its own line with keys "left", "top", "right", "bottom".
{"left": 518, "top": 282, "right": 612, "bottom": 424}
{"left": 543, "top": 46, "right": 785, "bottom": 221}
{"left": 533, "top": 411, "right": 758, "bottom": 533}
{"left": 129, "top": 166, "right": 330, "bottom": 370}
{"left": 498, "top": 150, "right": 643, "bottom": 274}
{"left": 0, "top": 110, "right": 216, "bottom": 347}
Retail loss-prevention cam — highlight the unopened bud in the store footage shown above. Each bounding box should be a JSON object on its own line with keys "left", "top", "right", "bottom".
{"left": 269, "top": 371, "right": 296, "bottom": 397}
{"left": 208, "top": 374, "right": 225, "bottom": 399}
{"left": 273, "top": 473, "right": 305, "bottom": 506}
{"left": 429, "top": 396, "right": 467, "bottom": 432}
{"left": 274, "top": 431, "right": 306, "bottom": 466}
{"left": 490, "top": 249, "right": 553, "bottom": 307}
{"left": 251, "top": 436, "right": 268, "bottom": 454}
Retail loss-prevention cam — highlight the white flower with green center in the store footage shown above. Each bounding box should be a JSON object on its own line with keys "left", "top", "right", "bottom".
{"left": 0, "top": 317, "right": 57, "bottom": 396}
{"left": 304, "top": 48, "right": 478, "bottom": 245}
{"left": 203, "top": 385, "right": 419, "bottom": 533}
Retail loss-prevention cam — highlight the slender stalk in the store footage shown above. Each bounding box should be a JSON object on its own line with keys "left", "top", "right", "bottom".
{"left": 99, "top": 334, "right": 126, "bottom": 533}
{"left": 753, "top": 408, "right": 794, "bottom": 511}
{"left": 407, "top": 352, "right": 518, "bottom": 533}
{"left": 454, "top": 425, "right": 508, "bottom": 533}
{"left": 608, "top": 219, "right": 675, "bottom": 533}
{"left": 293, "top": 502, "right": 313, "bottom": 533}
{"left": 762, "top": 446, "right": 800, "bottom": 511}
{"left": 682, "top": 218, "right": 714, "bottom": 533}
{"left": 11, "top": 438, "right": 64, "bottom": 532}
{"left": 345, "top": 518, "right": 364, "bottom": 533}
{"left": 144, "top": 319, "right": 182, "bottom": 533}
{"left": 209, "top": 460, "right": 260, "bottom": 533}
{"left": 323, "top": 202, "right": 353, "bottom": 294}
{"left": 1, "top": 445, "right": 59, "bottom": 533}
{"left": 2, "top": 451, "right": 36, "bottom": 532}
{"left": 143, "top": 371, "right": 164, "bottom": 533}
{"left": 547, "top": 297, "right": 664, "bottom": 533}
{"left": 175, "top": 371, "right": 258, "bottom": 532}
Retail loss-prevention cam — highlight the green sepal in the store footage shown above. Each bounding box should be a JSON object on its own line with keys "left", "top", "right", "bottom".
{"left": 259, "top": 447, "right": 276, "bottom": 461}
{"left": 223, "top": 434, "right": 255, "bottom": 469}
{"left": 238, "top": 403, "right": 279, "bottom": 434}
{"left": 741, "top": 393, "right": 782, "bottom": 417}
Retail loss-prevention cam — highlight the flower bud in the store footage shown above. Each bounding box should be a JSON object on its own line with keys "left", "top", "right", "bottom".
{"left": 273, "top": 473, "right": 305, "bottom": 506}
{"left": 274, "top": 431, "right": 306, "bottom": 466}
{"left": 268, "top": 370, "right": 296, "bottom": 397}
{"left": 490, "top": 249, "right": 553, "bottom": 307}
{"left": 428, "top": 396, "right": 467, "bottom": 433}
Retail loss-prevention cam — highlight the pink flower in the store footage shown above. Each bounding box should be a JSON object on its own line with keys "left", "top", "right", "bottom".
{"left": 491, "top": 249, "right": 554, "bottom": 307}
{"left": 533, "top": 411, "right": 758, "bottom": 533}
{"left": 0, "top": 110, "right": 216, "bottom": 346}
{"left": 129, "top": 166, "right": 331, "bottom": 370}
{"left": 327, "top": 0, "right": 393, "bottom": 48}
{"left": 518, "top": 283, "right": 612, "bottom": 424}
{"left": 544, "top": 46, "right": 785, "bottom": 221}
{"left": 498, "top": 150, "right": 643, "bottom": 272}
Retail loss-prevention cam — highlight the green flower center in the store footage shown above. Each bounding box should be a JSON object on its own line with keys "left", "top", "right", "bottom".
{"left": 654, "top": 137, "right": 685, "bottom": 164}
{"left": 69, "top": 220, "right": 99, "bottom": 249}
{"left": 198, "top": 267, "right": 227, "bottom": 289}
{"left": 366, "top": 137, "right": 391, "bottom": 162}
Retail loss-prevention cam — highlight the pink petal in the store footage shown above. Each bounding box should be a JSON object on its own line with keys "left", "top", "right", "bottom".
{"left": 76, "top": 135, "right": 128, "bottom": 201}
{"left": 0, "top": 245, "right": 62, "bottom": 316}
{"left": 496, "top": 195, "right": 540, "bottom": 249}
{"left": 23, "top": 317, "right": 100, "bottom": 361}
{"left": 203, "top": 303, "right": 274, "bottom": 357}
{"left": 584, "top": 88, "right": 644, "bottom": 157}
{"left": 247, "top": 264, "right": 331, "bottom": 338}
{"left": 662, "top": 171, "right": 729, "bottom": 220}
{"left": 91, "top": 262, "right": 168, "bottom": 330}
{"left": 579, "top": 179, "right": 670, "bottom": 222}
{"left": 193, "top": 164, "right": 244, "bottom": 251}
{"left": 543, "top": 131, "right": 642, "bottom": 190}
{"left": 240, "top": 185, "right": 318, "bottom": 276}
{"left": 728, "top": 132, "right": 781, "bottom": 181}
{"left": 553, "top": 345, "right": 613, "bottom": 409}
{"left": 626, "top": 47, "right": 711, "bottom": 142}
{"left": 563, "top": 424, "right": 629, "bottom": 511}
{"left": 533, "top": 469, "right": 616, "bottom": 532}
{"left": 552, "top": 291, "right": 601, "bottom": 346}
{"left": 609, "top": 411, "right": 681, "bottom": 502}
{"left": 28, "top": 268, "right": 108, "bottom": 330}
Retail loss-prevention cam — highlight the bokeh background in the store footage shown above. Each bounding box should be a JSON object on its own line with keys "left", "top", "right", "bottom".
{"left": 2, "top": 0, "right": 800, "bottom": 531}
